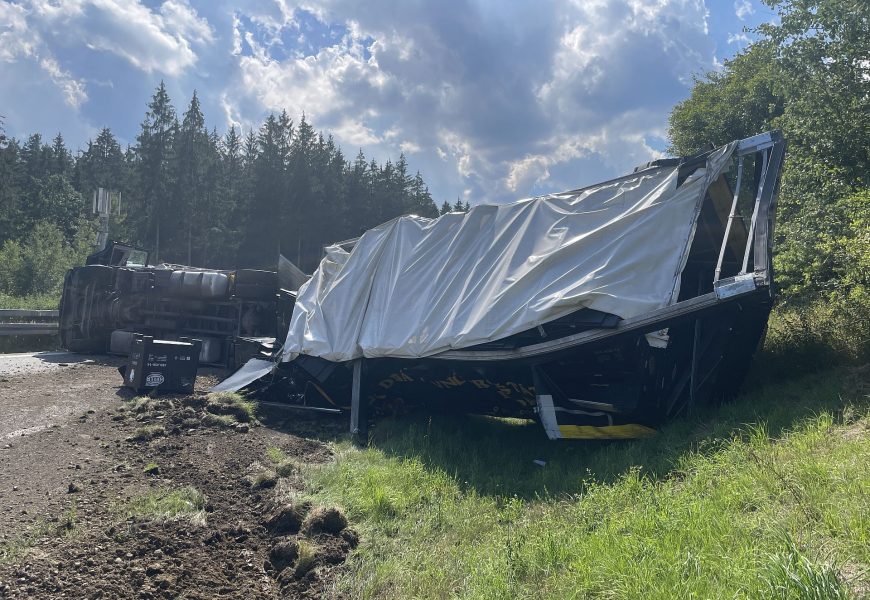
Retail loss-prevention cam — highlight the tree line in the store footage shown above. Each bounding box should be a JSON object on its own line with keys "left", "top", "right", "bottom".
{"left": 0, "top": 84, "right": 474, "bottom": 299}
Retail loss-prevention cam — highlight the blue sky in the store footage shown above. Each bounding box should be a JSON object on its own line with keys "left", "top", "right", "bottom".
{"left": 0, "top": 0, "right": 776, "bottom": 204}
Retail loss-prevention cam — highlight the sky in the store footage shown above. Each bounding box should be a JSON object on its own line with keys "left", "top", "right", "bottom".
{"left": 0, "top": 0, "right": 776, "bottom": 205}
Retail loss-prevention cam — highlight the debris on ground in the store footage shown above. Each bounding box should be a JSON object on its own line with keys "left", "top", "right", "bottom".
{"left": 0, "top": 359, "right": 351, "bottom": 598}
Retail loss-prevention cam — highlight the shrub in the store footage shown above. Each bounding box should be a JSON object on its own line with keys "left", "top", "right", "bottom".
{"left": 762, "top": 289, "right": 870, "bottom": 376}
{"left": 0, "top": 239, "right": 24, "bottom": 295}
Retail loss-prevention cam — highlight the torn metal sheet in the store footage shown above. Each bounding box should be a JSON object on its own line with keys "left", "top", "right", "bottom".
{"left": 210, "top": 358, "right": 275, "bottom": 393}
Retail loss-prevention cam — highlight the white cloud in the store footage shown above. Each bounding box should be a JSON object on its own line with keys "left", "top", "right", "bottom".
{"left": 506, "top": 155, "right": 552, "bottom": 194}
{"left": 734, "top": 0, "right": 755, "bottom": 21}
{"left": 3, "top": 0, "right": 725, "bottom": 206}
{"left": 728, "top": 32, "right": 751, "bottom": 45}
{"left": 399, "top": 140, "right": 421, "bottom": 154}
{"left": 10, "top": 0, "right": 214, "bottom": 78}
{"left": 226, "top": 18, "right": 394, "bottom": 147}
{"left": 160, "top": 0, "right": 214, "bottom": 45}
{"left": 81, "top": 0, "right": 214, "bottom": 75}
{"left": 0, "top": 2, "right": 87, "bottom": 108}
{"left": 332, "top": 119, "right": 382, "bottom": 146}
{"left": 231, "top": 12, "right": 243, "bottom": 56}
{"left": 39, "top": 55, "right": 88, "bottom": 108}
{"left": 222, "top": 0, "right": 715, "bottom": 203}
{"left": 0, "top": 2, "right": 35, "bottom": 61}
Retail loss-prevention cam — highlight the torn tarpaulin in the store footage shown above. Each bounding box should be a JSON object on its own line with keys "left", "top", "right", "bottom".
{"left": 283, "top": 143, "right": 735, "bottom": 362}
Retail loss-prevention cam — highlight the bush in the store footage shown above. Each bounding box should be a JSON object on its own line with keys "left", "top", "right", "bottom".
{"left": 0, "top": 218, "right": 97, "bottom": 298}
{"left": 21, "top": 221, "right": 69, "bottom": 295}
{"left": 0, "top": 240, "right": 24, "bottom": 294}
{"left": 761, "top": 288, "right": 870, "bottom": 377}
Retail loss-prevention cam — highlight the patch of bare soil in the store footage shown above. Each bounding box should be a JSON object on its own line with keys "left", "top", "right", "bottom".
{"left": 0, "top": 360, "right": 353, "bottom": 599}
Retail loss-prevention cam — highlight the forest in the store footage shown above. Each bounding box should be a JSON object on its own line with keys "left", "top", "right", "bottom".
{"left": 0, "top": 84, "right": 470, "bottom": 305}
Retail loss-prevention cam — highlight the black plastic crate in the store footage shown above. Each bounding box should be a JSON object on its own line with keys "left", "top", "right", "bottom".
{"left": 122, "top": 335, "right": 201, "bottom": 393}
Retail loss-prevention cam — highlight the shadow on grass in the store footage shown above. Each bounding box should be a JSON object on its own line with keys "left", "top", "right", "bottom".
{"left": 366, "top": 363, "right": 870, "bottom": 499}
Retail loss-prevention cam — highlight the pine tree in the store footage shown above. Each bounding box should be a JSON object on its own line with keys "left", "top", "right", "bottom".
{"left": 343, "top": 150, "right": 370, "bottom": 236}
{"left": 76, "top": 128, "right": 125, "bottom": 193}
{"left": 218, "top": 126, "right": 246, "bottom": 267}
{"left": 409, "top": 171, "right": 438, "bottom": 218}
{"left": 173, "top": 90, "right": 210, "bottom": 264}
{"left": 0, "top": 137, "right": 24, "bottom": 241}
{"left": 49, "top": 133, "right": 72, "bottom": 177}
{"left": 135, "top": 81, "right": 177, "bottom": 262}
{"left": 0, "top": 96, "right": 441, "bottom": 276}
{"left": 239, "top": 114, "right": 291, "bottom": 267}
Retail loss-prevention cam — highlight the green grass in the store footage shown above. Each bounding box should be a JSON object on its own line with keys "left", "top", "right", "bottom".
{"left": 295, "top": 539, "right": 317, "bottom": 577}
{"left": 266, "top": 446, "right": 301, "bottom": 477}
{"left": 201, "top": 413, "right": 238, "bottom": 428}
{"left": 123, "top": 486, "right": 206, "bottom": 525}
{"left": 206, "top": 391, "right": 258, "bottom": 423}
{"left": 0, "top": 292, "right": 59, "bottom": 310}
{"left": 302, "top": 368, "right": 870, "bottom": 599}
{"left": 130, "top": 424, "right": 165, "bottom": 441}
{"left": 266, "top": 446, "right": 289, "bottom": 464}
{"left": 0, "top": 502, "right": 77, "bottom": 564}
{"left": 276, "top": 459, "right": 300, "bottom": 478}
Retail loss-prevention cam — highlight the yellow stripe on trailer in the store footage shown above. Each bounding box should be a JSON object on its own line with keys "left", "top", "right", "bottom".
{"left": 558, "top": 424, "right": 657, "bottom": 439}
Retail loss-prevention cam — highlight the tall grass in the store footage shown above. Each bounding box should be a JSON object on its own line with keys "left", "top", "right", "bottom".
{"left": 303, "top": 367, "right": 869, "bottom": 599}
{"left": 760, "top": 291, "right": 870, "bottom": 377}
{"left": 0, "top": 292, "right": 60, "bottom": 310}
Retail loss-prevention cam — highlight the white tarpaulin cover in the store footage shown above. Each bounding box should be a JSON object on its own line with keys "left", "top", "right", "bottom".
{"left": 283, "top": 143, "right": 735, "bottom": 363}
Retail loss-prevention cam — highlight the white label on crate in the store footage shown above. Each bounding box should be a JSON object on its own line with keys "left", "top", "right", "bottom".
{"left": 145, "top": 373, "right": 165, "bottom": 387}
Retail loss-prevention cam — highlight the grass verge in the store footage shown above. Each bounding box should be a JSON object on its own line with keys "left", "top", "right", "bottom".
{"left": 130, "top": 424, "right": 165, "bottom": 441}
{"left": 303, "top": 368, "right": 870, "bottom": 599}
{"left": 0, "top": 292, "right": 59, "bottom": 310}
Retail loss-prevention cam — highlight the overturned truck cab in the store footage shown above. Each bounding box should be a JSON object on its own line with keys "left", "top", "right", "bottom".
{"left": 235, "top": 132, "right": 788, "bottom": 440}
{"left": 58, "top": 244, "right": 291, "bottom": 367}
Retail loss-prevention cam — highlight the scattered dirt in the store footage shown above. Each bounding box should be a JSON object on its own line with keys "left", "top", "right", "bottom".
{"left": 0, "top": 354, "right": 353, "bottom": 598}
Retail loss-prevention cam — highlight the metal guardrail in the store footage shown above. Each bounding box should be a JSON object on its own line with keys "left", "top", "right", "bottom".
{"left": 0, "top": 309, "right": 59, "bottom": 336}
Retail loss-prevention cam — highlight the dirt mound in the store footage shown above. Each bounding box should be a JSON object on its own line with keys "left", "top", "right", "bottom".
{"left": 269, "top": 539, "right": 299, "bottom": 571}
{"left": 267, "top": 502, "right": 310, "bottom": 534}
{"left": 303, "top": 506, "right": 348, "bottom": 535}
{"left": 0, "top": 363, "right": 354, "bottom": 599}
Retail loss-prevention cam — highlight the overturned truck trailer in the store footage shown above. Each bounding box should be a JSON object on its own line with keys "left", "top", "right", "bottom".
{"left": 239, "top": 131, "right": 785, "bottom": 440}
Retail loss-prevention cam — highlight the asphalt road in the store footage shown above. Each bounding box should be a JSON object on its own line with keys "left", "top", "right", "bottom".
{"left": 0, "top": 352, "right": 122, "bottom": 441}
{"left": 0, "top": 351, "right": 99, "bottom": 377}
